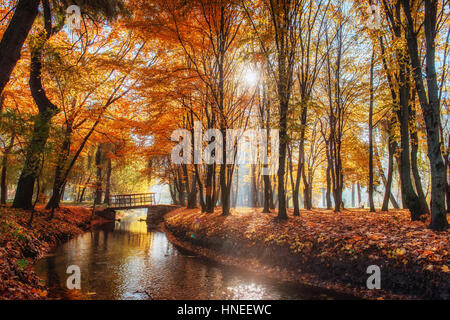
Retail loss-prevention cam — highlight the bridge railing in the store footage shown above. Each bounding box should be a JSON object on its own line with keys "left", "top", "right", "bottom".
{"left": 108, "top": 193, "right": 156, "bottom": 209}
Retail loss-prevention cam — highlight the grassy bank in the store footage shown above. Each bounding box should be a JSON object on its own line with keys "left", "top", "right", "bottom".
{"left": 164, "top": 208, "right": 450, "bottom": 300}
{"left": 0, "top": 205, "right": 107, "bottom": 300}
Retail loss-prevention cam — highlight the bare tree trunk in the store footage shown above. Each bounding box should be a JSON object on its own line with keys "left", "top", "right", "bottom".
{"left": 13, "top": 1, "right": 59, "bottom": 210}
{"left": 302, "top": 166, "right": 312, "bottom": 210}
{"left": 378, "top": 2, "right": 425, "bottom": 221}
{"left": 60, "top": 182, "right": 66, "bottom": 202}
{"left": 1, "top": 135, "right": 14, "bottom": 204}
{"left": 382, "top": 121, "right": 399, "bottom": 211}
{"left": 46, "top": 128, "right": 71, "bottom": 210}
{"left": 103, "top": 157, "right": 112, "bottom": 205}
{"left": 183, "top": 163, "right": 197, "bottom": 209}
{"left": 401, "top": 0, "right": 448, "bottom": 230}
{"left": 396, "top": 56, "right": 423, "bottom": 220}
{"left": 277, "top": 100, "right": 289, "bottom": 219}
{"left": 326, "top": 150, "right": 332, "bottom": 209}
{"left": 357, "top": 182, "right": 361, "bottom": 208}
{"left": 205, "top": 164, "right": 215, "bottom": 213}
{"left": 79, "top": 176, "right": 91, "bottom": 203}
{"left": 297, "top": 108, "right": 307, "bottom": 213}
{"left": 263, "top": 174, "right": 272, "bottom": 213}
{"left": 351, "top": 184, "right": 355, "bottom": 208}
{"left": 187, "top": 173, "right": 197, "bottom": 209}
{"left": 410, "top": 105, "right": 429, "bottom": 214}
{"left": 194, "top": 164, "right": 206, "bottom": 212}
{"left": 232, "top": 169, "right": 239, "bottom": 208}
{"left": 288, "top": 144, "right": 302, "bottom": 215}
{"left": 251, "top": 165, "right": 258, "bottom": 207}
{"left": 368, "top": 48, "right": 375, "bottom": 212}
{"left": 446, "top": 134, "right": 450, "bottom": 213}
{"left": 94, "top": 144, "right": 104, "bottom": 204}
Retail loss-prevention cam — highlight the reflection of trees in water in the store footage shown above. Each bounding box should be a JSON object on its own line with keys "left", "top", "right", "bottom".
{"left": 101, "top": 222, "right": 116, "bottom": 233}
{"left": 45, "top": 257, "right": 60, "bottom": 289}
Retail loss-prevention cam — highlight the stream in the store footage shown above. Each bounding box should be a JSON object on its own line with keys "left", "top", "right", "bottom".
{"left": 34, "top": 209, "right": 350, "bottom": 300}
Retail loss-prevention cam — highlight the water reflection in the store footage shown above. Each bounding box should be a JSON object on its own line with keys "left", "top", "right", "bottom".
{"left": 34, "top": 209, "right": 349, "bottom": 300}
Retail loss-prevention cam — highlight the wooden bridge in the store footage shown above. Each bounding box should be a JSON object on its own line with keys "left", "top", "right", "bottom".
{"left": 107, "top": 193, "right": 156, "bottom": 210}
{"left": 96, "top": 193, "right": 177, "bottom": 222}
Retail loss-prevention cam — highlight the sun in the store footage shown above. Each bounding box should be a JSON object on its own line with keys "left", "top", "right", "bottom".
{"left": 242, "top": 67, "right": 259, "bottom": 87}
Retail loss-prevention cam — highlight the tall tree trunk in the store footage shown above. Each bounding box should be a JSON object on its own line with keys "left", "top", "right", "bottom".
{"left": 220, "top": 130, "right": 231, "bottom": 215}
{"left": 251, "top": 165, "right": 258, "bottom": 207}
{"left": 46, "top": 128, "right": 71, "bottom": 210}
{"left": 13, "top": 112, "right": 56, "bottom": 210}
{"left": 277, "top": 99, "right": 289, "bottom": 219}
{"left": 302, "top": 166, "right": 312, "bottom": 210}
{"left": 382, "top": 120, "right": 399, "bottom": 211}
{"left": 351, "top": 184, "right": 355, "bottom": 207}
{"left": 409, "top": 103, "right": 429, "bottom": 214}
{"left": 326, "top": 150, "right": 332, "bottom": 209}
{"left": 288, "top": 144, "right": 301, "bottom": 215}
{"left": 103, "top": 157, "right": 112, "bottom": 205}
{"left": 13, "top": 2, "right": 59, "bottom": 210}
{"left": 1, "top": 135, "right": 14, "bottom": 204}
{"left": 169, "top": 182, "right": 177, "bottom": 205}
{"left": 174, "top": 166, "right": 185, "bottom": 206}
{"left": 378, "top": 2, "right": 425, "bottom": 221}
{"left": 446, "top": 134, "right": 450, "bottom": 213}
{"left": 401, "top": 0, "right": 448, "bottom": 230}
{"left": 186, "top": 173, "right": 197, "bottom": 209}
{"left": 296, "top": 107, "right": 308, "bottom": 214}
{"left": 59, "top": 182, "right": 66, "bottom": 202}
{"left": 79, "top": 176, "right": 91, "bottom": 203}
{"left": 368, "top": 49, "right": 375, "bottom": 212}
{"left": 0, "top": 160, "right": 7, "bottom": 205}
{"left": 205, "top": 164, "right": 215, "bottom": 213}
{"left": 94, "top": 144, "right": 104, "bottom": 204}
{"left": 194, "top": 164, "right": 206, "bottom": 212}
{"left": 263, "top": 174, "right": 272, "bottom": 213}
{"left": 0, "top": 0, "right": 40, "bottom": 96}
{"left": 232, "top": 168, "right": 239, "bottom": 208}
{"left": 269, "top": 181, "right": 276, "bottom": 210}
{"left": 395, "top": 56, "right": 423, "bottom": 220}
{"left": 357, "top": 182, "right": 361, "bottom": 208}
{"left": 182, "top": 163, "right": 197, "bottom": 209}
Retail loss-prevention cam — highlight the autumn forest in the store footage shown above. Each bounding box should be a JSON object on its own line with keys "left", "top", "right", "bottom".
{"left": 0, "top": 0, "right": 449, "bottom": 301}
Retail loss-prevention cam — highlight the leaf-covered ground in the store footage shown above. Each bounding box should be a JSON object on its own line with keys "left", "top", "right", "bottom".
{"left": 0, "top": 205, "right": 106, "bottom": 300}
{"left": 165, "top": 208, "right": 450, "bottom": 299}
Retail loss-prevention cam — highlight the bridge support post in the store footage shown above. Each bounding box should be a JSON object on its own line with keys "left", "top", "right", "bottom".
{"left": 96, "top": 208, "right": 116, "bottom": 221}
{"left": 146, "top": 207, "right": 152, "bottom": 222}
{"left": 146, "top": 205, "right": 179, "bottom": 224}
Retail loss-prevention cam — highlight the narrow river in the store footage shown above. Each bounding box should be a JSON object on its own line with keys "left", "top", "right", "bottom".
{"left": 34, "top": 209, "right": 350, "bottom": 300}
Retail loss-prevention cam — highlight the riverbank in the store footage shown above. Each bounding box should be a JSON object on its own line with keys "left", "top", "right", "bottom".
{"left": 0, "top": 205, "right": 108, "bottom": 300}
{"left": 164, "top": 207, "right": 450, "bottom": 300}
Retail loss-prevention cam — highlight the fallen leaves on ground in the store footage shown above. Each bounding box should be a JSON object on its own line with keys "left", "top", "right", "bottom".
{"left": 0, "top": 205, "right": 104, "bottom": 300}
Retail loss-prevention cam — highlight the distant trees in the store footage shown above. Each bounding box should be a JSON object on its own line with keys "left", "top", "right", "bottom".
{"left": 321, "top": 1, "right": 367, "bottom": 213}
{"left": 242, "top": 0, "right": 303, "bottom": 219}
{"left": 137, "top": 0, "right": 448, "bottom": 229}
